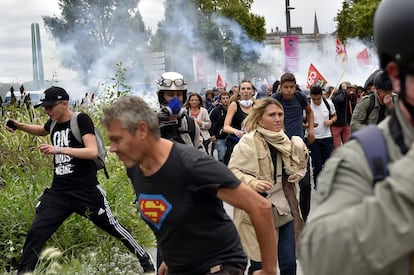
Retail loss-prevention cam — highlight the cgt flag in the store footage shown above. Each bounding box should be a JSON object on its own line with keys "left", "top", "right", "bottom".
{"left": 306, "top": 63, "right": 327, "bottom": 88}
{"left": 356, "top": 48, "right": 369, "bottom": 66}
{"left": 216, "top": 73, "right": 224, "bottom": 88}
{"left": 336, "top": 37, "right": 348, "bottom": 63}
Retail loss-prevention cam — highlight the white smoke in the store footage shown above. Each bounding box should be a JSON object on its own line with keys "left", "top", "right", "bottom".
{"left": 43, "top": 2, "right": 379, "bottom": 105}
{"left": 260, "top": 36, "right": 379, "bottom": 90}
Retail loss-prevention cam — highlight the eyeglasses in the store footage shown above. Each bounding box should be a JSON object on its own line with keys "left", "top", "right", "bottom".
{"left": 158, "top": 78, "right": 187, "bottom": 88}
{"left": 44, "top": 101, "right": 63, "bottom": 111}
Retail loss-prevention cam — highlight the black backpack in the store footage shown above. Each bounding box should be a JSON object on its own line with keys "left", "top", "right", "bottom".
{"left": 362, "top": 93, "right": 376, "bottom": 125}
{"left": 350, "top": 124, "right": 389, "bottom": 184}
{"left": 272, "top": 91, "right": 308, "bottom": 109}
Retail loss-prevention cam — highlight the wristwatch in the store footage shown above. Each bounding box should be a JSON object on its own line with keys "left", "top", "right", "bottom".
{"left": 56, "top": 146, "right": 62, "bottom": 154}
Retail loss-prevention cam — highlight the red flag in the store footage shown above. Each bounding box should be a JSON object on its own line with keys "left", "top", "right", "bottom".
{"left": 356, "top": 48, "right": 369, "bottom": 66}
{"left": 336, "top": 38, "right": 347, "bottom": 63}
{"left": 306, "top": 63, "right": 327, "bottom": 88}
{"left": 216, "top": 73, "right": 224, "bottom": 88}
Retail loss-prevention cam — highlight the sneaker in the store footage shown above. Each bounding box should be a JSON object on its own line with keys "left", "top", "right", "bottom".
{"left": 139, "top": 253, "right": 155, "bottom": 273}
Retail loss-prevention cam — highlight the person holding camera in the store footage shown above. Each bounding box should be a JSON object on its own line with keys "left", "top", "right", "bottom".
{"left": 154, "top": 72, "right": 203, "bottom": 149}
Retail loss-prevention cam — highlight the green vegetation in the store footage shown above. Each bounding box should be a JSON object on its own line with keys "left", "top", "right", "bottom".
{"left": 335, "top": 0, "right": 380, "bottom": 43}
{"left": 0, "top": 79, "right": 155, "bottom": 274}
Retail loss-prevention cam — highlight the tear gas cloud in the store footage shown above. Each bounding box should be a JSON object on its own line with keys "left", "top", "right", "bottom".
{"left": 45, "top": 2, "right": 378, "bottom": 103}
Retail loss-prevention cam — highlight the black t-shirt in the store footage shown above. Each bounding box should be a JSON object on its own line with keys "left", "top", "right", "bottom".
{"left": 44, "top": 112, "right": 98, "bottom": 190}
{"left": 231, "top": 101, "right": 248, "bottom": 131}
{"left": 209, "top": 104, "right": 228, "bottom": 139}
{"left": 130, "top": 143, "right": 247, "bottom": 274}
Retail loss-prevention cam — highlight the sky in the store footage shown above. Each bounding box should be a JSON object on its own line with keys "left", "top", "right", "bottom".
{"left": 0, "top": 0, "right": 345, "bottom": 91}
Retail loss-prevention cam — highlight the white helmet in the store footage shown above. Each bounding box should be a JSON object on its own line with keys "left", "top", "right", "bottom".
{"left": 156, "top": 72, "right": 188, "bottom": 105}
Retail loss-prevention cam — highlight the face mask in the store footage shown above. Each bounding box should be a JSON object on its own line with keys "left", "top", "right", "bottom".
{"left": 239, "top": 99, "right": 253, "bottom": 108}
{"left": 167, "top": 96, "right": 183, "bottom": 114}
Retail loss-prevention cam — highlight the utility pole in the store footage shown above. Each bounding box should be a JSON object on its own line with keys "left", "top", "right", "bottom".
{"left": 222, "top": 46, "right": 227, "bottom": 83}
{"left": 285, "top": 0, "right": 294, "bottom": 35}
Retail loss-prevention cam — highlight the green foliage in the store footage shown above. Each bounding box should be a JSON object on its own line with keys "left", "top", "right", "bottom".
{"left": 98, "top": 62, "right": 132, "bottom": 105}
{"left": 0, "top": 71, "right": 155, "bottom": 274}
{"left": 335, "top": 0, "right": 380, "bottom": 42}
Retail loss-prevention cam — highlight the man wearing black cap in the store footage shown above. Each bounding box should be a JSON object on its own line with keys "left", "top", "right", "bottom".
{"left": 6, "top": 86, "right": 155, "bottom": 274}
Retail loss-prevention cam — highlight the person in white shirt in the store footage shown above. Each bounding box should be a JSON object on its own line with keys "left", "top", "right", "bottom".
{"left": 308, "top": 85, "right": 337, "bottom": 189}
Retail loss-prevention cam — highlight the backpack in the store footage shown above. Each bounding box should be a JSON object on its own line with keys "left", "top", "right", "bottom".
{"left": 50, "top": 112, "right": 109, "bottom": 179}
{"left": 272, "top": 91, "right": 310, "bottom": 123}
{"left": 350, "top": 124, "right": 389, "bottom": 184}
{"left": 322, "top": 97, "right": 333, "bottom": 119}
{"left": 272, "top": 91, "right": 308, "bottom": 109}
{"left": 362, "top": 93, "right": 376, "bottom": 124}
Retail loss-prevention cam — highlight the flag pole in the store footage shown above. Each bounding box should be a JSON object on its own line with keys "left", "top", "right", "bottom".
{"left": 330, "top": 61, "right": 348, "bottom": 98}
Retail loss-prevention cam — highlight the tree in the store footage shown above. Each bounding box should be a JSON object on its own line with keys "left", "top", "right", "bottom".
{"left": 43, "top": 0, "right": 150, "bottom": 85}
{"left": 335, "top": 0, "right": 380, "bottom": 43}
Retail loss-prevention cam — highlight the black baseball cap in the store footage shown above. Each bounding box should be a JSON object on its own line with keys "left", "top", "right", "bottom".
{"left": 37, "top": 86, "right": 69, "bottom": 107}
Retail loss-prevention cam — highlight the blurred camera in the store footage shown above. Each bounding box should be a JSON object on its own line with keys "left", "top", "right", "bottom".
{"left": 6, "top": 119, "right": 17, "bottom": 130}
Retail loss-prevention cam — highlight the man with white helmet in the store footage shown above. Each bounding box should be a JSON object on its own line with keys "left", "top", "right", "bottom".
{"left": 299, "top": 0, "right": 414, "bottom": 274}
{"left": 155, "top": 72, "right": 203, "bottom": 149}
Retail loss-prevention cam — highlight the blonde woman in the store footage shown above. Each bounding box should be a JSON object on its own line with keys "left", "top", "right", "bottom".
{"left": 229, "top": 97, "right": 308, "bottom": 275}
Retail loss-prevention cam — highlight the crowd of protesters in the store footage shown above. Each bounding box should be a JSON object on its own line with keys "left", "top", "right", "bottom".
{"left": 3, "top": 51, "right": 400, "bottom": 274}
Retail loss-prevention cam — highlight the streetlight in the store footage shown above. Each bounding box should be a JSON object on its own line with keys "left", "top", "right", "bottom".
{"left": 285, "top": 0, "right": 295, "bottom": 35}
{"left": 222, "top": 46, "right": 228, "bottom": 82}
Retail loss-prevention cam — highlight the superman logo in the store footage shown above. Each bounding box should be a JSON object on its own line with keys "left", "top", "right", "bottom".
{"left": 137, "top": 194, "right": 172, "bottom": 230}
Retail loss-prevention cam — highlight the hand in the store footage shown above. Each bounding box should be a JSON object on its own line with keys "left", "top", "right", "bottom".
{"left": 234, "top": 129, "right": 245, "bottom": 138}
{"left": 38, "top": 144, "right": 59, "bottom": 155}
{"left": 210, "top": 135, "right": 217, "bottom": 142}
{"left": 306, "top": 131, "right": 315, "bottom": 145}
{"left": 5, "top": 119, "right": 18, "bottom": 132}
{"left": 256, "top": 180, "right": 273, "bottom": 193}
{"left": 158, "top": 261, "right": 167, "bottom": 275}
{"left": 324, "top": 120, "right": 333, "bottom": 127}
{"left": 252, "top": 270, "right": 277, "bottom": 275}
{"left": 383, "top": 94, "right": 393, "bottom": 109}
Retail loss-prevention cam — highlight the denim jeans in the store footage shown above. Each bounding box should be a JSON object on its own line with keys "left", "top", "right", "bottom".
{"left": 247, "top": 221, "right": 296, "bottom": 275}
{"left": 308, "top": 137, "right": 333, "bottom": 189}
{"left": 215, "top": 138, "right": 227, "bottom": 162}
